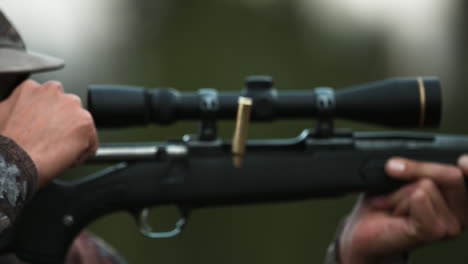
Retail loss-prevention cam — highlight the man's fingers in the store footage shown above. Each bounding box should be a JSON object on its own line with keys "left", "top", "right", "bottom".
{"left": 369, "top": 182, "right": 418, "bottom": 210}
{"left": 418, "top": 180, "right": 461, "bottom": 237}
{"left": 406, "top": 180, "right": 462, "bottom": 241}
{"left": 390, "top": 182, "right": 423, "bottom": 216}
{"left": 82, "top": 110, "right": 99, "bottom": 156}
{"left": 393, "top": 196, "right": 410, "bottom": 216}
{"left": 375, "top": 174, "right": 464, "bottom": 237}
{"left": 3, "top": 80, "right": 40, "bottom": 106}
{"left": 457, "top": 155, "right": 468, "bottom": 175}
{"left": 406, "top": 187, "right": 439, "bottom": 242}
{"left": 386, "top": 157, "right": 468, "bottom": 225}
{"left": 73, "top": 108, "right": 99, "bottom": 167}
{"left": 385, "top": 178, "right": 463, "bottom": 240}
{"left": 385, "top": 158, "right": 462, "bottom": 184}
{"left": 74, "top": 131, "right": 98, "bottom": 165}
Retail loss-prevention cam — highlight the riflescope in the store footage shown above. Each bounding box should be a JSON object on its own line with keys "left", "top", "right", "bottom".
{"left": 88, "top": 76, "right": 441, "bottom": 128}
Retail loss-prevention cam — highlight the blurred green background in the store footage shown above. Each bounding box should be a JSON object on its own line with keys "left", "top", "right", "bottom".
{"left": 3, "top": 0, "right": 468, "bottom": 263}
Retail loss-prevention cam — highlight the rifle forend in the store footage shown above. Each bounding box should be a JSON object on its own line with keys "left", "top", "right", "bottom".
{"left": 88, "top": 76, "right": 441, "bottom": 129}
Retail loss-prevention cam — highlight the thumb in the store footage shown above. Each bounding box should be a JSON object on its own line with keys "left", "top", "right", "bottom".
{"left": 457, "top": 155, "right": 468, "bottom": 174}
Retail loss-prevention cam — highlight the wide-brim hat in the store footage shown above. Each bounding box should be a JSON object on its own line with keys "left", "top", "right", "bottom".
{"left": 0, "top": 10, "right": 64, "bottom": 74}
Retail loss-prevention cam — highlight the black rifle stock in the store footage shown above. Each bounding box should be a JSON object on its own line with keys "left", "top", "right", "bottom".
{"left": 6, "top": 76, "right": 467, "bottom": 264}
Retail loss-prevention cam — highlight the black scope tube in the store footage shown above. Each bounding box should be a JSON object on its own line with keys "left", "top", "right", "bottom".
{"left": 88, "top": 76, "right": 441, "bottom": 128}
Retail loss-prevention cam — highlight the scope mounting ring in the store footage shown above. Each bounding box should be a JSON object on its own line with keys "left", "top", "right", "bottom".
{"left": 198, "top": 88, "right": 219, "bottom": 141}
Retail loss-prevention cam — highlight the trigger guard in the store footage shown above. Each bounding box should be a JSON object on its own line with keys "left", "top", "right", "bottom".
{"left": 136, "top": 207, "right": 189, "bottom": 239}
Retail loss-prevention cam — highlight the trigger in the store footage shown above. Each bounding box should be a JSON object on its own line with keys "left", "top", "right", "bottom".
{"left": 135, "top": 206, "right": 190, "bottom": 239}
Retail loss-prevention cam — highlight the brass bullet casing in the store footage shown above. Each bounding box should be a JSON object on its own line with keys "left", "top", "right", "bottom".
{"left": 417, "top": 77, "right": 426, "bottom": 127}
{"left": 232, "top": 97, "right": 252, "bottom": 168}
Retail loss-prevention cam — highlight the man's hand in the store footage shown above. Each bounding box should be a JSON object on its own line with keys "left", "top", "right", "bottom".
{"left": 0, "top": 80, "right": 98, "bottom": 188}
{"left": 339, "top": 156, "right": 468, "bottom": 264}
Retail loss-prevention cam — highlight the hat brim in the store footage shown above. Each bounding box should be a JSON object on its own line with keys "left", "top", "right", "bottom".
{"left": 0, "top": 48, "right": 64, "bottom": 74}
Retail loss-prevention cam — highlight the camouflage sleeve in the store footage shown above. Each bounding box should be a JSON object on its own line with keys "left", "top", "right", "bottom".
{"left": 0, "top": 136, "right": 125, "bottom": 264}
{"left": 0, "top": 135, "right": 37, "bottom": 245}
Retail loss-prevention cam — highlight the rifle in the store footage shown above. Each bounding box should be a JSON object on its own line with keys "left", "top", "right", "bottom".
{"left": 6, "top": 75, "right": 468, "bottom": 264}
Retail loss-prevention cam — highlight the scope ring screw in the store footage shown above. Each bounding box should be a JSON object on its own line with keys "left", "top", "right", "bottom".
{"left": 63, "top": 214, "right": 74, "bottom": 227}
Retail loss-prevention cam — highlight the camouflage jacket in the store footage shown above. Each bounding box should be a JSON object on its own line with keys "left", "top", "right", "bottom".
{"left": 0, "top": 136, "right": 126, "bottom": 264}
